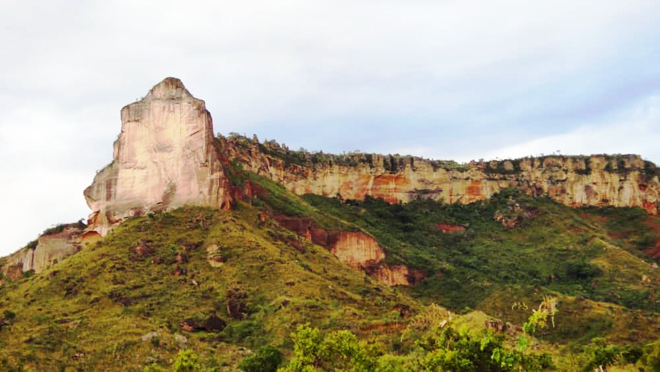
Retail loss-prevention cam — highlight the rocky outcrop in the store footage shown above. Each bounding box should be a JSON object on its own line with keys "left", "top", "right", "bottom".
{"left": 325, "top": 232, "right": 420, "bottom": 286}
{"left": 329, "top": 232, "right": 385, "bottom": 270}
{"left": 224, "top": 135, "right": 660, "bottom": 215}
{"left": 82, "top": 79, "right": 660, "bottom": 237}
{"left": 2, "top": 226, "right": 83, "bottom": 277}
{"left": 369, "top": 265, "right": 426, "bottom": 286}
{"left": 84, "top": 78, "right": 232, "bottom": 235}
{"left": 268, "top": 216, "right": 419, "bottom": 285}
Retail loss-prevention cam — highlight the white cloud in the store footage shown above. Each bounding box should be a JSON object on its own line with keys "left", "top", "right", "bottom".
{"left": 1, "top": 0, "right": 660, "bottom": 255}
{"left": 477, "top": 96, "right": 660, "bottom": 162}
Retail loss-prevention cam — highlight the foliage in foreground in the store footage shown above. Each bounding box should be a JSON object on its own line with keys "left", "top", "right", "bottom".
{"left": 278, "top": 299, "right": 558, "bottom": 372}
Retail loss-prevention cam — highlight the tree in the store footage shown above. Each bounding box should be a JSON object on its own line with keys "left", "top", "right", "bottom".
{"left": 280, "top": 325, "right": 379, "bottom": 371}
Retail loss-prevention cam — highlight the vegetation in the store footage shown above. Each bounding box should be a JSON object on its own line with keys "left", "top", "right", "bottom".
{"left": 41, "top": 220, "right": 86, "bottom": 237}
{"left": 0, "top": 164, "right": 658, "bottom": 370}
{"left": 238, "top": 345, "right": 283, "bottom": 372}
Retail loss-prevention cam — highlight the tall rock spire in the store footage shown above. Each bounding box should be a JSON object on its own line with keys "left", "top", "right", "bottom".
{"left": 84, "top": 78, "right": 232, "bottom": 235}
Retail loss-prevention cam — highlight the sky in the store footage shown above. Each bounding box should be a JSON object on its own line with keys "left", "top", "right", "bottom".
{"left": 1, "top": 0, "right": 660, "bottom": 256}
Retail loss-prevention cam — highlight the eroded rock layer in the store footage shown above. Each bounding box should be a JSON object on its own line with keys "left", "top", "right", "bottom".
{"left": 329, "top": 232, "right": 385, "bottom": 269}
{"left": 2, "top": 226, "right": 83, "bottom": 277}
{"left": 224, "top": 136, "right": 660, "bottom": 215}
{"left": 84, "top": 78, "right": 232, "bottom": 235}
{"left": 84, "top": 78, "right": 660, "bottom": 236}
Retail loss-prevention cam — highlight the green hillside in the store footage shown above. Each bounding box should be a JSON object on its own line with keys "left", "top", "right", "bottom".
{"left": 0, "top": 167, "right": 659, "bottom": 371}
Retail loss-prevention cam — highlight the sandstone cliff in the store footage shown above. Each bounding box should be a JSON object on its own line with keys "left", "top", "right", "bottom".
{"left": 223, "top": 135, "right": 660, "bottom": 215}
{"left": 84, "top": 78, "right": 232, "bottom": 235}
{"left": 84, "top": 78, "right": 660, "bottom": 236}
{"left": 81, "top": 78, "right": 660, "bottom": 286}
{"left": 2, "top": 225, "right": 84, "bottom": 278}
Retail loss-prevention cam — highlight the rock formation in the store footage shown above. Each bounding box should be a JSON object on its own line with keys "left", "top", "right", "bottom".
{"left": 83, "top": 78, "right": 660, "bottom": 236}
{"left": 2, "top": 225, "right": 84, "bottom": 278}
{"left": 328, "top": 232, "right": 422, "bottom": 286}
{"left": 329, "top": 232, "right": 385, "bottom": 269}
{"left": 224, "top": 136, "right": 660, "bottom": 215}
{"left": 76, "top": 78, "right": 660, "bottom": 285}
{"left": 6, "top": 77, "right": 660, "bottom": 287}
{"left": 84, "top": 78, "right": 232, "bottom": 235}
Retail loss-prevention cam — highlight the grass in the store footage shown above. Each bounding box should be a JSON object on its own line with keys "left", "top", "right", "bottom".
{"left": 0, "top": 201, "right": 416, "bottom": 370}
{"left": 0, "top": 167, "right": 658, "bottom": 370}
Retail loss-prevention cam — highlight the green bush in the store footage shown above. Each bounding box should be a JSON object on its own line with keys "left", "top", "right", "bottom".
{"left": 238, "top": 345, "right": 283, "bottom": 372}
{"left": 143, "top": 363, "right": 168, "bottom": 372}
{"left": 639, "top": 339, "right": 660, "bottom": 371}
{"left": 581, "top": 342, "right": 622, "bottom": 372}
{"left": 222, "top": 320, "right": 265, "bottom": 347}
{"left": 21, "top": 270, "right": 35, "bottom": 279}
{"left": 3, "top": 310, "right": 15, "bottom": 321}
{"left": 280, "top": 325, "right": 380, "bottom": 371}
{"left": 171, "top": 349, "right": 201, "bottom": 372}
{"left": 566, "top": 260, "right": 601, "bottom": 280}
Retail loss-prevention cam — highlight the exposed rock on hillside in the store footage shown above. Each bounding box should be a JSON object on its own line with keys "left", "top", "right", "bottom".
{"left": 82, "top": 78, "right": 660, "bottom": 237}
{"left": 84, "top": 78, "right": 232, "bottom": 235}
{"left": 368, "top": 265, "right": 426, "bottom": 286}
{"left": 2, "top": 225, "right": 83, "bottom": 278}
{"left": 224, "top": 135, "right": 660, "bottom": 214}
{"left": 328, "top": 232, "right": 422, "bottom": 286}
{"left": 66, "top": 76, "right": 660, "bottom": 282}
{"left": 268, "top": 219, "right": 421, "bottom": 286}
{"left": 329, "top": 232, "right": 385, "bottom": 269}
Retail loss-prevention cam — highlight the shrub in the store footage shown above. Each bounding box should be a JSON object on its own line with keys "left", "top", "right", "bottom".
{"left": 566, "top": 260, "right": 601, "bottom": 280}
{"left": 639, "top": 339, "right": 660, "bottom": 371}
{"left": 3, "top": 310, "right": 16, "bottom": 321}
{"left": 581, "top": 343, "right": 622, "bottom": 372}
{"left": 143, "top": 364, "right": 168, "bottom": 372}
{"left": 21, "top": 270, "right": 35, "bottom": 279}
{"left": 171, "top": 349, "right": 201, "bottom": 372}
{"left": 238, "top": 344, "right": 283, "bottom": 372}
{"left": 281, "top": 325, "right": 380, "bottom": 371}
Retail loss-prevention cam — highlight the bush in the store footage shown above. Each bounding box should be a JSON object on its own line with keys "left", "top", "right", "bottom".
{"left": 21, "top": 270, "right": 35, "bottom": 279}
{"left": 581, "top": 343, "right": 622, "bottom": 372}
{"left": 639, "top": 339, "right": 660, "bottom": 371}
{"left": 238, "top": 345, "right": 283, "bottom": 372}
{"left": 566, "top": 260, "right": 601, "bottom": 280}
{"left": 3, "top": 310, "right": 16, "bottom": 321}
{"left": 143, "top": 364, "right": 168, "bottom": 372}
{"left": 171, "top": 349, "right": 201, "bottom": 372}
{"left": 281, "top": 325, "right": 380, "bottom": 371}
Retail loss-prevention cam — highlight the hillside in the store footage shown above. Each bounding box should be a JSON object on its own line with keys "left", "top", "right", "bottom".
{"left": 1, "top": 166, "right": 659, "bottom": 370}
{"left": 1, "top": 78, "right": 659, "bottom": 371}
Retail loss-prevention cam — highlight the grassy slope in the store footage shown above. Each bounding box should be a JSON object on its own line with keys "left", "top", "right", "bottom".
{"left": 0, "top": 200, "right": 417, "bottom": 371}
{"left": 0, "top": 169, "right": 658, "bottom": 370}
{"left": 302, "top": 190, "right": 659, "bottom": 348}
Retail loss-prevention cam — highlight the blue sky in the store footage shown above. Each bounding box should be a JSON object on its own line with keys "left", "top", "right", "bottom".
{"left": 1, "top": 0, "right": 660, "bottom": 255}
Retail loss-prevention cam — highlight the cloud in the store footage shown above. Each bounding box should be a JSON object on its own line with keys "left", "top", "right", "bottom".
{"left": 1, "top": 0, "right": 660, "bottom": 255}
{"left": 477, "top": 96, "right": 660, "bottom": 162}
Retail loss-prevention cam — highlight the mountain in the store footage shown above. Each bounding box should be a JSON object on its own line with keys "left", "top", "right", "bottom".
{"left": 0, "top": 78, "right": 658, "bottom": 371}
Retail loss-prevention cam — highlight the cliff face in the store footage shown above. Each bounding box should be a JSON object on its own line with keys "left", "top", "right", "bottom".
{"left": 327, "top": 232, "right": 420, "bottom": 286}
{"left": 224, "top": 136, "right": 660, "bottom": 215}
{"left": 84, "top": 78, "right": 660, "bottom": 236}
{"left": 84, "top": 78, "right": 232, "bottom": 235}
{"left": 2, "top": 226, "right": 83, "bottom": 278}
{"left": 329, "top": 232, "right": 385, "bottom": 269}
